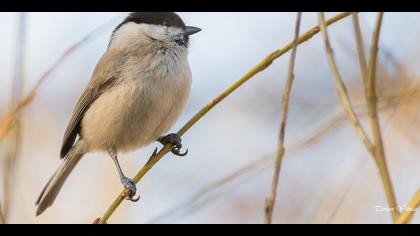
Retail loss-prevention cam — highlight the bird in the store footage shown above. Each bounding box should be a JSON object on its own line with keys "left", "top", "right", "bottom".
{"left": 35, "top": 12, "right": 201, "bottom": 216}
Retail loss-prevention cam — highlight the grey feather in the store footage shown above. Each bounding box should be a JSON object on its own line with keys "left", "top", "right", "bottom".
{"left": 60, "top": 89, "right": 95, "bottom": 158}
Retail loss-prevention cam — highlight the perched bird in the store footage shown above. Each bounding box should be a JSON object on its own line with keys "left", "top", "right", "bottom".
{"left": 36, "top": 12, "right": 201, "bottom": 216}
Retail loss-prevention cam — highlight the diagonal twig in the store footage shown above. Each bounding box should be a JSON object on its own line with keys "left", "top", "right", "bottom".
{"left": 264, "top": 12, "right": 302, "bottom": 224}
{"left": 318, "top": 12, "right": 374, "bottom": 155}
{"left": 97, "top": 12, "right": 352, "bottom": 224}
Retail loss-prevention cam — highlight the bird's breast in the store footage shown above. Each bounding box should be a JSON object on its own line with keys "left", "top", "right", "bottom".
{"left": 81, "top": 54, "right": 192, "bottom": 153}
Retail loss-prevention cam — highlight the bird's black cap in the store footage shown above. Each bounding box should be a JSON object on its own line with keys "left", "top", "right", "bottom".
{"left": 114, "top": 12, "right": 186, "bottom": 34}
{"left": 124, "top": 12, "right": 186, "bottom": 28}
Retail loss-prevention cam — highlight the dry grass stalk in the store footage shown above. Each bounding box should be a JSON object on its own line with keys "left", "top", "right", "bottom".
{"left": 264, "top": 12, "right": 302, "bottom": 224}
{"left": 351, "top": 13, "right": 369, "bottom": 86}
{"left": 364, "top": 12, "right": 400, "bottom": 223}
{"left": 97, "top": 12, "right": 352, "bottom": 224}
{"left": 318, "top": 12, "right": 374, "bottom": 155}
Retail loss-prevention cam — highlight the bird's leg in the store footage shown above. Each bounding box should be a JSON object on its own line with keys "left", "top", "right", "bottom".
{"left": 108, "top": 150, "right": 140, "bottom": 202}
{"left": 158, "top": 133, "right": 188, "bottom": 157}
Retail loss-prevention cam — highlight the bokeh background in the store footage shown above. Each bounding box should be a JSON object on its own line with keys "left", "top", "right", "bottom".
{"left": 0, "top": 12, "right": 419, "bottom": 224}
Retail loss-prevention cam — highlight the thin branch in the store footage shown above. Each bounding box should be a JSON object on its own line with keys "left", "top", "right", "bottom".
{"left": 264, "top": 12, "right": 302, "bottom": 224}
{"left": 351, "top": 13, "right": 368, "bottom": 86}
{"left": 396, "top": 189, "right": 420, "bottom": 224}
{"left": 97, "top": 12, "right": 352, "bottom": 224}
{"left": 364, "top": 12, "right": 400, "bottom": 223}
{"left": 318, "top": 13, "right": 374, "bottom": 155}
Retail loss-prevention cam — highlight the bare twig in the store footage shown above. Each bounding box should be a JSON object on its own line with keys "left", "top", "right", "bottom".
{"left": 396, "top": 189, "right": 420, "bottom": 224}
{"left": 364, "top": 12, "right": 400, "bottom": 223}
{"left": 97, "top": 12, "right": 352, "bottom": 224}
{"left": 318, "top": 12, "right": 374, "bottom": 155}
{"left": 264, "top": 12, "right": 302, "bottom": 224}
{"left": 351, "top": 13, "right": 368, "bottom": 86}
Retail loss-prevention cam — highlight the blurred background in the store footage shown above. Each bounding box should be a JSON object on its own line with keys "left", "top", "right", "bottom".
{"left": 0, "top": 12, "right": 419, "bottom": 224}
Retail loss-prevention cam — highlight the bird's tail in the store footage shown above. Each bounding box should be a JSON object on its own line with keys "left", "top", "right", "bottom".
{"left": 35, "top": 140, "right": 87, "bottom": 216}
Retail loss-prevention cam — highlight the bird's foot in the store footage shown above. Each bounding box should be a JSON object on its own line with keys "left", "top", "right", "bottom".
{"left": 121, "top": 177, "right": 140, "bottom": 202}
{"left": 158, "top": 133, "right": 188, "bottom": 157}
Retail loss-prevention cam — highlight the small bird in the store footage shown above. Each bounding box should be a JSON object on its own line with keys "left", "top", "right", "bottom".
{"left": 35, "top": 12, "right": 201, "bottom": 216}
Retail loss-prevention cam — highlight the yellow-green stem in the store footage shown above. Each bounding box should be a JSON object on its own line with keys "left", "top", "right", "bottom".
{"left": 98, "top": 12, "right": 351, "bottom": 224}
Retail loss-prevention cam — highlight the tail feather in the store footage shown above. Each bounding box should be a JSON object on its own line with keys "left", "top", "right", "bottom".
{"left": 36, "top": 140, "right": 86, "bottom": 216}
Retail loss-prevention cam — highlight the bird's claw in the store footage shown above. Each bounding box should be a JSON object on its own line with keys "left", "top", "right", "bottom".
{"left": 128, "top": 194, "right": 140, "bottom": 202}
{"left": 158, "top": 133, "right": 189, "bottom": 157}
{"left": 171, "top": 147, "right": 188, "bottom": 157}
{"left": 121, "top": 177, "right": 140, "bottom": 202}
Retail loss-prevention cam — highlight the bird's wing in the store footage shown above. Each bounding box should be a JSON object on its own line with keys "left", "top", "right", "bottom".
{"left": 60, "top": 53, "right": 121, "bottom": 158}
{"left": 60, "top": 85, "right": 97, "bottom": 158}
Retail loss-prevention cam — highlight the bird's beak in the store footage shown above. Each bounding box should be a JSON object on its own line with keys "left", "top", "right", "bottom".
{"left": 184, "top": 26, "right": 202, "bottom": 36}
